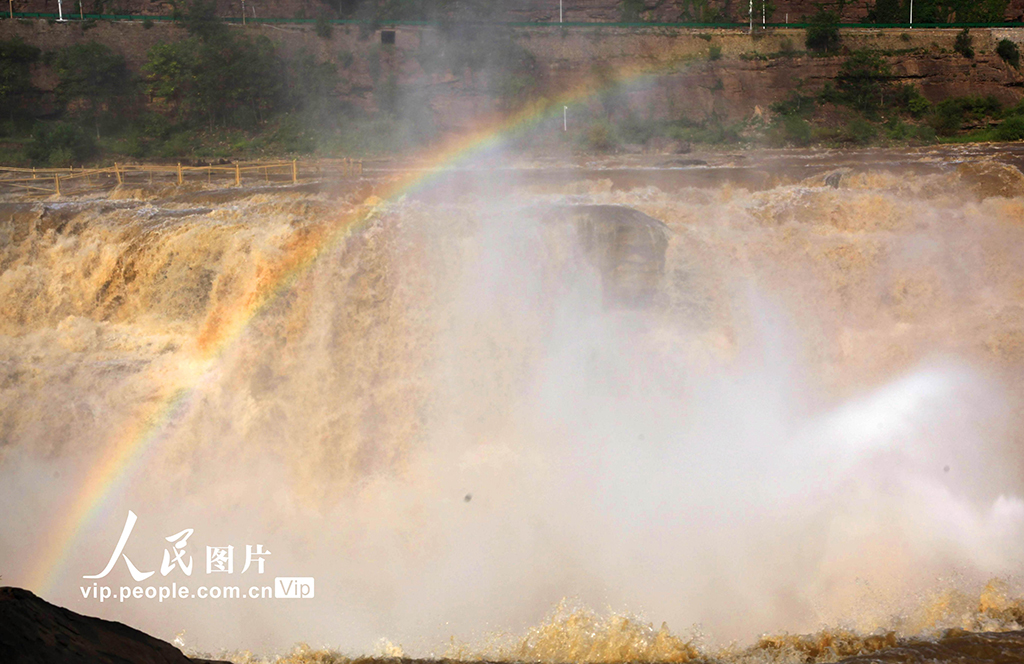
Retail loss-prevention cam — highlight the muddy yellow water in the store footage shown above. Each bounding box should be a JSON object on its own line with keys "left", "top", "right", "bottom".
{"left": 2, "top": 146, "right": 1024, "bottom": 662}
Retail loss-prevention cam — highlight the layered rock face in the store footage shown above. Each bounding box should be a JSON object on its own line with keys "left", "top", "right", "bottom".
{"left": 5, "top": 18, "right": 1024, "bottom": 137}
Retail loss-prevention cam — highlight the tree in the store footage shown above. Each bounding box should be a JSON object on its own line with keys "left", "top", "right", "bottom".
{"left": 27, "top": 122, "right": 97, "bottom": 166}
{"left": 867, "top": 0, "right": 905, "bottom": 23}
{"left": 0, "top": 38, "right": 41, "bottom": 124}
{"left": 997, "top": 39, "right": 1021, "bottom": 68}
{"left": 145, "top": 34, "right": 283, "bottom": 129}
{"left": 953, "top": 0, "right": 1007, "bottom": 22}
{"left": 621, "top": 0, "right": 645, "bottom": 22}
{"left": 954, "top": 28, "right": 974, "bottom": 58}
{"left": 180, "top": 0, "right": 227, "bottom": 41}
{"left": 835, "top": 50, "right": 893, "bottom": 113}
{"left": 897, "top": 0, "right": 1008, "bottom": 23}
{"left": 805, "top": 9, "right": 841, "bottom": 53}
{"left": 52, "top": 42, "right": 133, "bottom": 137}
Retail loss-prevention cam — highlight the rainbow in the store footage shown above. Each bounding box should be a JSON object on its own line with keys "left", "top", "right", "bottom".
{"left": 26, "top": 62, "right": 667, "bottom": 595}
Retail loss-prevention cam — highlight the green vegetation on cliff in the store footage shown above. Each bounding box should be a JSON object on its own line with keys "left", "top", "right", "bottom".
{"left": 3, "top": 15, "right": 1024, "bottom": 164}
{"left": 0, "top": 0, "right": 556, "bottom": 165}
{"left": 868, "top": 0, "right": 1008, "bottom": 24}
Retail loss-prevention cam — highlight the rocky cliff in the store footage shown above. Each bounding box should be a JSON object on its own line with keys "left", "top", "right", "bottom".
{"left": 3, "top": 18, "right": 1023, "bottom": 136}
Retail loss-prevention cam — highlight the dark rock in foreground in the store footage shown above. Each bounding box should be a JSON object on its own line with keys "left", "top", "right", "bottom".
{"left": 833, "top": 628, "right": 1024, "bottom": 663}
{"left": 0, "top": 587, "right": 223, "bottom": 664}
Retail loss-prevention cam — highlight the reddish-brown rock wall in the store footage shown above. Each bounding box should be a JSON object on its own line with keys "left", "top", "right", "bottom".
{"left": 3, "top": 19, "right": 1024, "bottom": 135}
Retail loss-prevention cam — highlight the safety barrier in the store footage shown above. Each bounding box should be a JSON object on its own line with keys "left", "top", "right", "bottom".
{"left": 0, "top": 159, "right": 364, "bottom": 197}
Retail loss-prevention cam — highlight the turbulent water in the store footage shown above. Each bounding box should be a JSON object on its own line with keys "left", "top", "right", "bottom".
{"left": 2, "top": 146, "right": 1024, "bottom": 663}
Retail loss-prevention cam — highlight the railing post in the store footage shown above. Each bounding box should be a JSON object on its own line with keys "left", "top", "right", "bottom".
{"left": 177, "top": 162, "right": 183, "bottom": 185}
{"left": 292, "top": 159, "right": 297, "bottom": 183}
{"left": 235, "top": 163, "right": 240, "bottom": 186}
{"left": 54, "top": 174, "right": 61, "bottom": 196}
{"left": 114, "top": 162, "right": 122, "bottom": 184}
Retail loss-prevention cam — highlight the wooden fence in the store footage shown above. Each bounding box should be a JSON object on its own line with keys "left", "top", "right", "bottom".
{"left": 0, "top": 159, "right": 364, "bottom": 198}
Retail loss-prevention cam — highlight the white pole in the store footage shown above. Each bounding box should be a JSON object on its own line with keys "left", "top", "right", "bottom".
{"left": 762, "top": 0, "right": 765, "bottom": 28}
{"left": 749, "top": 0, "right": 753, "bottom": 34}
{"left": 559, "top": 0, "right": 562, "bottom": 23}
{"left": 910, "top": 0, "right": 913, "bottom": 26}
{"left": 563, "top": 106, "right": 567, "bottom": 131}
{"left": 57, "top": 0, "right": 63, "bottom": 20}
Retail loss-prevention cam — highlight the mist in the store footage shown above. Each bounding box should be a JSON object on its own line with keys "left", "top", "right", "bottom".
{"left": 2, "top": 151, "right": 1024, "bottom": 659}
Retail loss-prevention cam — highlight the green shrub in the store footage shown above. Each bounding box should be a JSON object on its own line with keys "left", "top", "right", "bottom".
{"left": 583, "top": 120, "right": 617, "bottom": 152}
{"left": 620, "top": 0, "right": 645, "bottom": 22}
{"left": 618, "top": 113, "right": 657, "bottom": 144}
{"left": 771, "top": 91, "right": 816, "bottom": 118}
{"left": 156, "top": 131, "right": 196, "bottom": 158}
{"left": 27, "top": 122, "right": 97, "bottom": 165}
{"left": 843, "top": 117, "right": 877, "bottom": 145}
{"left": 182, "top": 0, "right": 228, "bottom": 41}
{"left": 997, "top": 39, "right": 1020, "bottom": 68}
{"left": 708, "top": 44, "right": 722, "bottom": 60}
{"left": 52, "top": 41, "right": 134, "bottom": 137}
{"left": 0, "top": 38, "right": 41, "bottom": 122}
{"left": 776, "top": 115, "right": 813, "bottom": 146}
{"left": 142, "top": 18, "right": 154, "bottom": 29}
{"left": 315, "top": 14, "right": 333, "bottom": 39}
{"left": 883, "top": 117, "right": 934, "bottom": 143}
{"left": 928, "top": 95, "right": 1002, "bottom": 136}
{"left": 912, "top": 124, "right": 936, "bottom": 142}
{"left": 805, "top": 10, "right": 840, "bottom": 53}
{"left": 885, "top": 117, "right": 910, "bottom": 140}
{"left": 995, "top": 116, "right": 1024, "bottom": 141}
{"left": 892, "top": 83, "right": 930, "bottom": 117}
{"left": 954, "top": 28, "right": 974, "bottom": 59}
{"left": 144, "top": 33, "right": 282, "bottom": 129}
{"left": 269, "top": 114, "right": 316, "bottom": 153}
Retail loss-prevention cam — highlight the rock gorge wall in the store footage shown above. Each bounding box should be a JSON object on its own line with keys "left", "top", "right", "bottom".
{"left": 3, "top": 19, "right": 1024, "bottom": 135}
